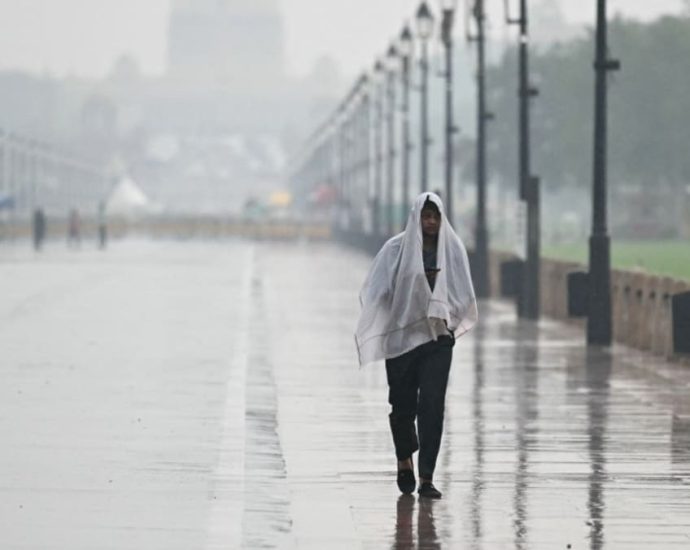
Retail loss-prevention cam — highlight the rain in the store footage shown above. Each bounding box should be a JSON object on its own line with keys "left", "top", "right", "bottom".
{"left": 1, "top": 1, "right": 689, "bottom": 548}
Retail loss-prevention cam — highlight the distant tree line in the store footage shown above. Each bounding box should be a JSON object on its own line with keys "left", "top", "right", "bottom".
{"left": 486, "top": 14, "right": 690, "bottom": 195}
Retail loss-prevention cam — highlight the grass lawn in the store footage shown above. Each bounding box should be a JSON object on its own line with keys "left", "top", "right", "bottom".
{"left": 541, "top": 240, "right": 690, "bottom": 281}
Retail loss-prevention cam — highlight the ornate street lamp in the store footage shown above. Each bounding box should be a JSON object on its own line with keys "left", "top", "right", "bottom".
{"left": 372, "top": 59, "right": 386, "bottom": 237}
{"left": 385, "top": 44, "right": 400, "bottom": 236}
{"left": 398, "top": 25, "right": 414, "bottom": 229}
{"left": 469, "top": 0, "right": 491, "bottom": 298}
{"left": 505, "top": 0, "right": 541, "bottom": 319}
{"left": 588, "top": 0, "right": 620, "bottom": 345}
{"left": 440, "top": 0, "right": 458, "bottom": 226}
{"left": 416, "top": 2, "right": 434, "bottom": 193}
{"left": 357, "top": 76, "right": 371, "bottom": 235}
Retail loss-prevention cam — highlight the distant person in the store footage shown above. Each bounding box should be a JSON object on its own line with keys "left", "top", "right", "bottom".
{"left": 67, "top": 208, "right": 81, "bottom": 248}
{"left": 355, "top": 192, "right": 477, "bottom": 499}
{"left": 97, "top": 202, "right": 107, "bottom": 250}
{"left": 32, "top": 208, "right": 46, "bottom": 251}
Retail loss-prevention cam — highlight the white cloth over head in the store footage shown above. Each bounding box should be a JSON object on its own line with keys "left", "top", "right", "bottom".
{"left": 355, "top": 192, "right": 478, "bottom": 366}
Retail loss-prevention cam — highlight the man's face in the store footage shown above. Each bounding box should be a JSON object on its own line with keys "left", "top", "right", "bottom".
{"left": 421, "top": 207, "right": 441, "bottom": 237}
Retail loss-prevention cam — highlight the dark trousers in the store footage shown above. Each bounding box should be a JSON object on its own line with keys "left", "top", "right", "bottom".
{"left": 385, "top": 336, "right": 453, "bottom": 480}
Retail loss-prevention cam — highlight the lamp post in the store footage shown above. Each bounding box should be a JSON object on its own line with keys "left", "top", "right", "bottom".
{"left": 345, "top": 101, "right": 356, "bottom": 232}
{"left": 339, "top": 98, "right": 354, "bottom": 234}
{"left": 399, "top": 25, "right": 414, "bottom": 229}
{"left": 372, "top": 59, "right": 386, "bottom": 237}
{"left": 16, "top": 136, "right": 27, "bottom": 215}
{"left": 352, "top": 78, "right": 368, "bottom": 233}
{"left": 385, "top": 45, "right": 400, "bottom": 236}
{"left": 28, "top": 139, "right": 38, "bottom": 214}
{"left": 440, "top": 0, "right": 458, "bottom": 227}
{"left": 0, "top": 129, "right": 5, "bottom": 197}
{"left": 471, "top": 0, "right": 491, "bottom": 298}
{"left": 505, "top": 0, "right": 540, "bottom": 319}
{"left": 416, "top": 2, "right": 434, "bottom": 193}
{"left": 588, "top": 0, "right": 619, "bottom": 345}
{"left": 359, "top": 76, "right": 371, "bottom": 234}
{"left": 337, "top": 108, "right": 347, "bottom": 232}
{"left": 326, "top": 126, "right": 336, "bottom": 218}
{"left": 322, "top": 130, "right": 333, "bottom": 214}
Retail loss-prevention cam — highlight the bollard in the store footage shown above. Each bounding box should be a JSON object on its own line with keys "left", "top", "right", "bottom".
{"left": 672, "top": 291, "right": 690, "bottom": 354}
{"left": 500, "top": 259, "right": 524, "bottom": 298}
{"left": 567, "top": 271, "right": 589, "bottom": 317}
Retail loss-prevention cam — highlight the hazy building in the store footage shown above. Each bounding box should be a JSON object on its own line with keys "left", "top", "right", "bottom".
{"left": 0, "top": 1, "right": 343, "bottom": 216}
{"left": 167, "top": 0, "right": 285, "bottom": 91}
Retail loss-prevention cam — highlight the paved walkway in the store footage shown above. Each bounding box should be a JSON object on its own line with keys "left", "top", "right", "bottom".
{"left": 1, "top": 240, "right": 688, "bottom": 549}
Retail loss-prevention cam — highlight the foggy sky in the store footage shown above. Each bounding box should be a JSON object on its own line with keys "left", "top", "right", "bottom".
{"left": 0, "top": 0, "right": 684, "bottom": 79}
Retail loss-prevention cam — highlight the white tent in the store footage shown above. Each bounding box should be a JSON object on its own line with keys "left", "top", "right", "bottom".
{"left": 106, "top": 176, "right": 159, "bottom": 218}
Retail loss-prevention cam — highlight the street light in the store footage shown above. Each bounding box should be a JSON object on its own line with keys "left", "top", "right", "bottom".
{"left": 469, "top": 0, "right": 491, "bottom": 299}
{"left": 385, "top": 44, "right": 400, "bottom": 236}
{"left": 588, "top": 0, "right": 620, "bottom": 345}
{"left": 416, "top": 2, "right": 434, "bottom": 193}
{"left": 416, "top": 2, "right": 434, "bottom": 40}
{"left": 335, "top": 107, "right": 347, "bottom": 233}
{"left": 343, "top": 101, "right": 355, "bottom": 233}
{"left": 372, "top": 59, "right": 386, "bottom": 237}
{"left": 399, "top": 25, "right": 414, "bottom": 229}
{"left": 357, "top": 76, "right": 371, "bottom": 235}
{"left": 504, "top": 0, "right": 541, "bottom": 319}
{"left": 440, "top": 0, "right": 459, "bottom": 226}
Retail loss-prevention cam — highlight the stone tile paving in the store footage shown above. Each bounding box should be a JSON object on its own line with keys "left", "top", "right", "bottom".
{"left": 1, "top": 240, "right": 688, "bottom": 549}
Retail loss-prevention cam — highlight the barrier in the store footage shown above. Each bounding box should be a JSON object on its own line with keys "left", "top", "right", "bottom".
{"left": 672, "top": 291, "right": 690, "bottom": 354}
{"left": 1, "top": 217, "right": 332, "bottom": 243}
{"left": 500, "top": 259, "right": 523, "bottom": 297}
{"left": 567, "top": 271, "right": 589, "bottom": 317}
{"left": 495, "top": 250, "right": 689, "bottom": 361}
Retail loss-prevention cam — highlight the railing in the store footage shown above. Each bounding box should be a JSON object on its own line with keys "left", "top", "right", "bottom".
{"left": 0, "top": 128, "right": 107, "bottom": 219}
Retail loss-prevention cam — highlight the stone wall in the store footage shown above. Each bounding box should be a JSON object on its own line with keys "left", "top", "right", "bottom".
{"left": 495, "top": 252, "right": 690, "bottom": 361}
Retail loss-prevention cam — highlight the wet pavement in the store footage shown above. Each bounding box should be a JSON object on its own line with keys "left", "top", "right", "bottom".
{"left": 1, "top": 239, "right": 689, "bottom": 549}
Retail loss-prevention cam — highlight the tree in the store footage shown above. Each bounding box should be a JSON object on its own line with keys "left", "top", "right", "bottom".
{"left": 487, "top": 15, "right": 690, "bottom": 195}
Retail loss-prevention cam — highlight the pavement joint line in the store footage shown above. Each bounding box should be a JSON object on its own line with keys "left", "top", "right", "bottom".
{"left": 240, "top": 254, "right": 295, "bottom": 548}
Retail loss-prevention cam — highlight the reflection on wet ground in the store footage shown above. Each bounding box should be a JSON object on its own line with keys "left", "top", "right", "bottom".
{"left": 1, "top": 240, "right": 689, "bottom": 548}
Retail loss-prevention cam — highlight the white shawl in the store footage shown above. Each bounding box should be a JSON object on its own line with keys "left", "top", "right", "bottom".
{"left": 355, "top": 192, "right": 478, "bottom": 366}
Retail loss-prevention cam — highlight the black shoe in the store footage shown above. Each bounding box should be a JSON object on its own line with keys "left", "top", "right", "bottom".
{"left": 418, "top": 481, "right": 442, "bottom": 499}
{"left": 397, "top": 469, "right": 416, "bottom": 495}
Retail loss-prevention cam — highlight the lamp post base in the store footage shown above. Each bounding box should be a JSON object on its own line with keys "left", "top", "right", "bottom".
{"left": 587, "top": 232, "right": 612, "bottom": 345}
{"left": 521, "top": 178, "right": 540, "bottom": 320}
{"left": 473, "top": 225, "right": 490, "bottom": 299}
